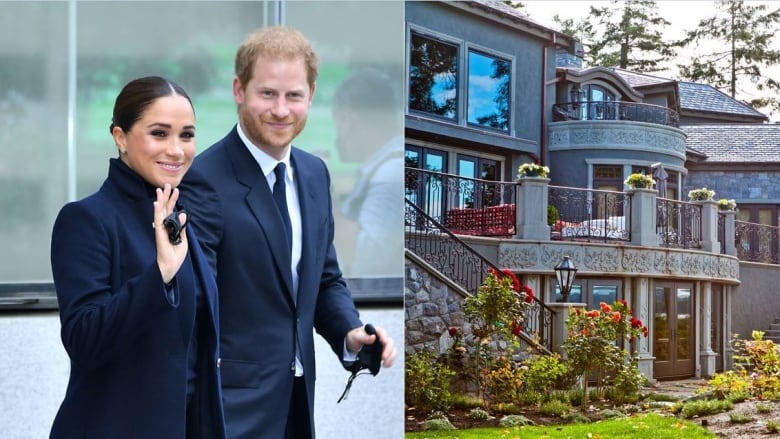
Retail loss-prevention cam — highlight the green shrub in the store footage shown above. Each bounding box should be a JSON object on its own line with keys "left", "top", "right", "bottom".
{"left": 567, "top": 388, "right": 585, "bottom": 407}
{"left": 422, "top": 417, "right": 455, "bottom": 431}
{"left": 450, "top": 393, "right": 483, "bottom": 410}
{"left": 547, "top": 204, "right": 559, "bottom": 226}
{"left": 498, "top": 414, "right": 534, "bottom": 427}
{"left": 484, "top": 355, "right": 524, "bottom": 405}
{"left": 540, "top": 400, "right": 571, "bottom": 417}
{"left": 523, "top": 353, "right": 571, "bottom": 393}
{"left": 767, "top": 420, "right": 780, "bottom": 433}
{"left": 729, "top": 412, "right": 753, "bottom": 424}
{"left": 680, "top": 399, "right": 734, "bottom": 419}
{"left": 467, "top": 407, "right": 492, "bottom": 421}
{"left": 756, "top": 402, "right": 772, "bottom": 414}
{"left": 405, "top": 350, "right": 455, "bottom": 413}
{"left": 493, "top": 402, "right": 523, "bottom": 415}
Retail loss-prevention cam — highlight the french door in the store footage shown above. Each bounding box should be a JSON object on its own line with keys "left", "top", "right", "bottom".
{"left": 653, "top": 282, "right": 695, "bottom": 379}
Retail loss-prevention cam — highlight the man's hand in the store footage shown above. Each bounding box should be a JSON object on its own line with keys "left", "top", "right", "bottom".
{"left": 346, "top": 324, "right": 397, "bottom": 368}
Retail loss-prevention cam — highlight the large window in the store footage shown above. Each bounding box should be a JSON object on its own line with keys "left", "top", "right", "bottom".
{"left": 408, "top": 28, "right": 513, "bottom": 132}
{"left": 467, "top": 50, "right": 511, "bottom": 131}
{"left": 408, "top": 31, "right": 458, "bottom": 120}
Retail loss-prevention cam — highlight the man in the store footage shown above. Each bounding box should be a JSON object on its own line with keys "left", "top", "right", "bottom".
{"left": 332, "top": 68, "right": 404, "bottom": 279}
{"left": 180, "top": 26, "right": 397, "bottom": 439}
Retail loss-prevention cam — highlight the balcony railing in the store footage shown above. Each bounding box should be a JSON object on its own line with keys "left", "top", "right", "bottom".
{"left": 657, "top": 198, "right": 702, "bottom": 249}
{"left": 404, "top": 168, "right": 516, "bottom": 237}
{"left": 405, "top": 168, "right": 780, "bottom": 266}
{"left": 735, "top": 220, "right": 780, "bottom": 264}
{"left": 548, "top": 185, "right": 631, "bottom": 242}
{"left": 552, "top": 100, "right": 680, "bottom": 127}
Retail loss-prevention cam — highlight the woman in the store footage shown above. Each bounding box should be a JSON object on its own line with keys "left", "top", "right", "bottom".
{"left": 49, "top": 76, "right": 225, "bottom": 438}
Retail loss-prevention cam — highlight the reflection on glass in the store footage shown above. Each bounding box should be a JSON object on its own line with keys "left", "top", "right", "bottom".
{"left": 677, "top": 288, "right": 692, "bottom": 360}
{"left": 554, "top": 284, "right": 582, "bottom": 303}
{"left": 591, "top": 285, "right": 617, "bottom": 309}
{"left": 654, "top": 286, "right": 669, "bottom": 361}
{"left": 404, "top": 149, "right": 420, "bottom": 204}
{"left": 424, "top": 152, "right": 445, "bottom": 219}
{"left": 467, "top": 50, "right": 510, "bottom": 131}
{"left": 409, "top": 32, "right": 457, "bottom": 119}
{"left": 457, "top": 158, "right": 476, "bottom": 208}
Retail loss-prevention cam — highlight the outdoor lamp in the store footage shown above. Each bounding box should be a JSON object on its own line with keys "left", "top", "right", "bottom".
{"left": 554, "top": 255, "right": 578, "bottom": 302}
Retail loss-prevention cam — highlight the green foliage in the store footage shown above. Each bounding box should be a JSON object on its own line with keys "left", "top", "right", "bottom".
{"left": 547, "top": 204, "right": 560, "bottom": 226}
{"left": 706, "top": 369, "right": 752, "bottom": 399}
{"left": 676, "top": 0, "right": 780, "bottom": 115}
{"left": 756, "top": 402, "right": 772, "bottom": 413}
{"left": 705, "top": 331, "right": 780, "bottom": 401}
{"left": 523, "top": 353, "right": 571, "bottom": 394}
{"left": 768, "top": 419, "right": 780, "bottom": 434}
{"left": 540, "top": 399, "right": 571, "bottom": 417}
{"left": 498, "top": 414, "right": 535, "bottom": 427}
{"left": 553, "top": 0, "right": 676, "bottom": 72}
{"left": 450, "top": 393, "right": 484, "bottom": 410}
{"left": 405, "top": 350, "right": 455, "bottom": 413}
{"left": 466, "top": 407, "right": 492, "bottom": 421}
{"left": 728, "top": 411, "right": 754, "bottom": 424}
{"left": 422, "top": 417, "right": 455, "bottom": 431}
{"left": 680, "top": 399, "right": 734, "bottom": 419}
{"left": 484, "top": 356, "right": 524, "bottom": 405}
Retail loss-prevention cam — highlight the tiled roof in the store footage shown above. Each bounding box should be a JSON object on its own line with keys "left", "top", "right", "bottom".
{"left": 678, "top": 82, "right": 766, "bottom": 118}
{"left": 683, "top": 124, "right": 780, "bottom": 162}
{"left": 610, "top": 68, "right": 675, "bottom": 88}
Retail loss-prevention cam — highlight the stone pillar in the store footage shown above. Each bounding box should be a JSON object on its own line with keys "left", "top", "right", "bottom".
{"left": 629, "top": 188, "right": 657, "bottom": 247}
{"left": 722, "top": 210, "right": 737, "bottom": 256}
{"left": 548, "top": 302, "right": 586, "bottom": 358}
{"left": 632, "top": 277, "right": 655, "bottom": 382}
{"left": 723, "top": 285, "right": 735, "bottom": 371}
{"left": 699, "top": 281, "right": 717, "bottom": 377}
{"left": 698, "top": 200, "right": 720, "bottom": 253}
{"left": 515, "top": 177, "right": 551, "bottom": 240}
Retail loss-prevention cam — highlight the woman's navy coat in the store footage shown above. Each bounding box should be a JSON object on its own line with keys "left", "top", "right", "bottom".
{"left": 49, "top": 159, "right": 225, "bottom": 438}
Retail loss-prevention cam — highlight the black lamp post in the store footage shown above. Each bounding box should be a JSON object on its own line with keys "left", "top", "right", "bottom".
{"left": 554, "top": 255, "right": 578, "bottom": 302}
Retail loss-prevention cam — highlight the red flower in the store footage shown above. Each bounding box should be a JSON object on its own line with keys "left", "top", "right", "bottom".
{"left": 642, "top": 326, "right": 649, "bottom": 337}
{"left": 630, "top": 317, "right": 643, "bottom": 328}
{"left": 600, "top": 302, "right": 611, "bottom": 313}
{"left": 522, "top": 285, "right": 535, "bottom": 303}
{"left": 511, "top": 321, "right": 523, "bottom": 336}
{"left": 586, "top": 310, "right": 600, "bottom": 318}
{"left": 448, "top": 327, "right": 459, "bottom": 337}
{"left": 612, "top": 311, "right": 621, "bottom": 323}
{"left": 500, "top": 269, "right": 520, "bottom": 292}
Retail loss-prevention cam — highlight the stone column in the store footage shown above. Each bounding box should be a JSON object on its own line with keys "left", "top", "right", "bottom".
{"left": 722, "top": 210, "right": 737, "bottom": 256}
{"left": 515, "top": 177, "right": 551, "bottom": 240}
{"left": 723, "top": 285, "right": 735, "bottom": 371}
{"left": 698, "top": 200, "right": 720, "bottom": 253}
{"left": 699, "top": 281, "right": 717, "bottom": 377}
{"left": 547, "top": 302, "right": 586, "bottom": 358}
{"left": 632, "top": 277, "right": 655, "bottom": 382}
{"left": 629, "top": 188, "right": 657, "bottom": 247}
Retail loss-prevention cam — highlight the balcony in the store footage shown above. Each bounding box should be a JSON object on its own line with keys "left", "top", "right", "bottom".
{"left": 405, "top": 167, "right": 779, "bottom": 267}
{"left": 552, "top": 101, "right": 679, "bottom": 127}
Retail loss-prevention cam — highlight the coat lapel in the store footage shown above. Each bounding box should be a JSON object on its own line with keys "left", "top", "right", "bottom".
{"left": 225, "top": 136, "right": 295, "bottom": 306}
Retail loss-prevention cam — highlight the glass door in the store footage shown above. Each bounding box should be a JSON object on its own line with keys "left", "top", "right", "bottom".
{"left": 653, "top": 282, "right": 695, "bottom": 379}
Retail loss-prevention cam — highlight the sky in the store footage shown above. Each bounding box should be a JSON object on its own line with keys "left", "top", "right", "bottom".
{"left": 521, "top": 0, "right": 780, "bottom": 121}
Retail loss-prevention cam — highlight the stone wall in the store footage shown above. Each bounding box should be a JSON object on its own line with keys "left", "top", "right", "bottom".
{"left": 686, "top": 171, "right": 780, "bottom": 202}
{"left": 404, "top": 261, "right": 467, "bottom": 355}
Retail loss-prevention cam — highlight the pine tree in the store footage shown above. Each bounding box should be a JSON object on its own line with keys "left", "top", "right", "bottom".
{"left": 677, "top": 0, "right": 780, "bottom": 115}
{"left": 553, "top": 0, "right": 675, "bottom": 72}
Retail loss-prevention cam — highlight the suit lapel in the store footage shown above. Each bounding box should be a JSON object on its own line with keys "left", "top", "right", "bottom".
{"left": 290, "top": 150, "right": 320, "bottom": 304}
{"left": 225, "top": 136, "right": 295, "bottom": 306}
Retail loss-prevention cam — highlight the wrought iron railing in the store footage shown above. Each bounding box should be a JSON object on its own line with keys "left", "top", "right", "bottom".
{"left": 657, "top": 198, "right": 702, "bottom": 249}
{"left": 405, "top": 199, "right": 553, "bottom": 353}
{"left": 548, "top": 185, "right": 631, "bottom": 243}
{"left": 735, "top": 220, "right": 780, "bottom": 264}
{"left": 552, "top": 100, "right": 680, "bottom": 127}
{"left": 404, "top": 167, "right": 516, "bottom": 237}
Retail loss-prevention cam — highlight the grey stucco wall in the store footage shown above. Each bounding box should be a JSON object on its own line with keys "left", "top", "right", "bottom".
{"left": 731, "top": 262, "right": 780, "bottom": 340}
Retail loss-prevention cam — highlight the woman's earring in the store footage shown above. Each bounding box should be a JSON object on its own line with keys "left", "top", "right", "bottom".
{"left": 120, "top": 149, "right": 127, "bottom": 155}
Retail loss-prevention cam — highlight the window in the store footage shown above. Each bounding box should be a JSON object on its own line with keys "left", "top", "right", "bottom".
{"left": 408, "top": 31, "right": 458, "bottom": 120}
{"left": 467, "top": 50, "right": 510, "bottom": 132}
{"left": 408, "top": 28, "right": 514, "bottom": 131}
{"left": 579, "top": 84, "right": 616, "bottom": 121}
{"left": 554, "top": 278, "right": 622, "bottom": 309}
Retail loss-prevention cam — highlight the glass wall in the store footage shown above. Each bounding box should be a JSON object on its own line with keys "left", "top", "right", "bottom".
{"left": 0, "top": 1, "right": 404, "bottom": 298}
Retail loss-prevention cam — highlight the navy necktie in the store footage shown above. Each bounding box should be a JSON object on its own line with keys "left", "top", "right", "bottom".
{"left": 273, "top": 163, "right": 292, "bottom": 251}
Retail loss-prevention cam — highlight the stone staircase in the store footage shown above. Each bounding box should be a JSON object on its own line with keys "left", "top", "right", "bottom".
{"left": 764, "top": 318, "right": 780, "bottom": 344}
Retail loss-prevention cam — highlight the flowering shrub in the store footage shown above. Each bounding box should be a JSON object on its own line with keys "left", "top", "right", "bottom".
{"left": 718, "top": 198, "right": 737, "bottom": 211}
{"left": 624, "top": 172, "right": 654, "bottom": 188}
{"left": 517, "top": 163, "right": 550, "bottom": 178}
{"left": 688, "top": 187, "right": 715, "bottom": 201}
{"left": 563, "top": 300, "right": 648, "bottom": 405}
{"left": 462, "top": 268, "right": 535, "bottom": 404}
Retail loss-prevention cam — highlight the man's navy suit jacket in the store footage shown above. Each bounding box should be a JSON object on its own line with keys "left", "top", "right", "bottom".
{"left": 180, "top": 126, "right": 362, "bottom": 438}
